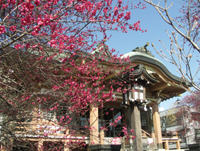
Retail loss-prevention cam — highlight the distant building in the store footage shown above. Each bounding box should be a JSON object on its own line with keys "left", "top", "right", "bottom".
{"left": 160, "top": 106, "right": 200, "bottom": 149}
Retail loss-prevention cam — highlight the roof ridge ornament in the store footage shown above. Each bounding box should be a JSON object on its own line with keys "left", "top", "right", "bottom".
{"left": 132, "top": 42, "right": 154, "bottom": 57}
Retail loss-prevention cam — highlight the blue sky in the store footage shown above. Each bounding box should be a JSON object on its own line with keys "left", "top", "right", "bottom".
{"left": 103, "top": 0, "right": 199, "bottom": 110}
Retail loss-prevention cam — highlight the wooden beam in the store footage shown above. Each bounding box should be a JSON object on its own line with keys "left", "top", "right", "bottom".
{"left": 148, "top": 83, "right": 170, "bottom": 92}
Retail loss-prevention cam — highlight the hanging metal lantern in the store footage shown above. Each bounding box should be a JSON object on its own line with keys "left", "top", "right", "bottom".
{"left": 121, "top": 83, "right": 146, "bottom": 107}
{"left": 128, "top": 84, "right": 146, "bottom": 102}
{"left": 133, "top": 84, "right": 145, "bottom": 100}
{"left": 121, "top": 88, "right": 128, "bottom": 107}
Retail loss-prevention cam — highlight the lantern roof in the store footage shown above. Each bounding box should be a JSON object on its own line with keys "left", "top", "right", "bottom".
{"left": 121, "top": 64, "right": 158, "bottom": 85}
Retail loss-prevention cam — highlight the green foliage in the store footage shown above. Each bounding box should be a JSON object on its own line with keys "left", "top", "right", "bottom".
{"left": 166, "top": 108, "right": 178, "bottom": 127}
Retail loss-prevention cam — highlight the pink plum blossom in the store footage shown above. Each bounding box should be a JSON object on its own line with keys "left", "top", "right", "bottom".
{"left": 0, "top": 25, "right": 6, "bottom": 34}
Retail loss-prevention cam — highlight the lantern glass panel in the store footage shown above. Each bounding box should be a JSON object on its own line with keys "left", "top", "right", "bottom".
{"left": 133, "top": 85, "right": 144, "bottom": 100}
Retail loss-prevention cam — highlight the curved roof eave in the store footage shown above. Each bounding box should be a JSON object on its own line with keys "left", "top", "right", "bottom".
{"left": 122, "top": 52, "right": 191, "bottom": 86}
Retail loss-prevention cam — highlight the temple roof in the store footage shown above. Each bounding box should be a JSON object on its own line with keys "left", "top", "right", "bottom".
{"left": 115, "top": 43, "right": 191, "bottom": 102}
{"left": 121, "top": 43, "right": 189, "bottom": 86}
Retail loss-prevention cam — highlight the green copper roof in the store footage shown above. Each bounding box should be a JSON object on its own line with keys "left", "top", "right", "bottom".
{"left": 122, "top": 42, "right": 162, "bottom": 64}
{"left": 122, "top": 51, "right": 163, "bottom": 64}
{"left": 121, "top": 44, "right": 191, "bottom": 86}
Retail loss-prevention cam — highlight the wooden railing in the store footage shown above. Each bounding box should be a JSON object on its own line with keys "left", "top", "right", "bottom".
{"left": 141, "top": 129, "right": 181, "bottom": 150}
{"left": 162, "top": 131, "right": 179, "bottom": 138}
{"left": 141, "top": 129, "right": 151, "bottom": 138}
{"left": 162, "top": 131, "right": 181, "bottom": 150}
{"left": 13, "top": 122, "right": 90, "bottom": 138}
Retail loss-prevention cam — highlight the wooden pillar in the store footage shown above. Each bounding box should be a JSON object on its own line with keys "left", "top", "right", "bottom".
{"left": 151, "top": 132, "right": 155, "bottom": 138}
{"left": 90, "top": 104, "right": 99, "bottom": 145}
{"left": 32, "top": 107, "right": 40, "bottom": 123}
{"left": 125, "top": 106, "right": 131, "bottom": 133}
{"left": 152, "top": 102, "right": 163, "bottom": 149}
{"left": 151, "top": 132, "right": 158, "bottom": 149}
{"left": 87, "top": 144, "right": 89, "bottom": 151}
{"left": 64, "top": 141, "right": 69, "bottom": 151}
{"left": 130, "top": 104, "right": 143, "bottom": 151}
{"left": 164, "top": 140, "right": 169, "bottom": 150}
{"left": 100, "top": 108, "right": 104, "bottom": 145}
{"left": 38, "top": 139, "right": 43, "bottom": 151}
{"left": 100, "top": 130, "right": 104, "bottom": 145}
{"left": 64, "top": 129, "right": 69, "bottom": 151}
{"left": 176, "top": 140, "right": 181, "bottom": 150}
